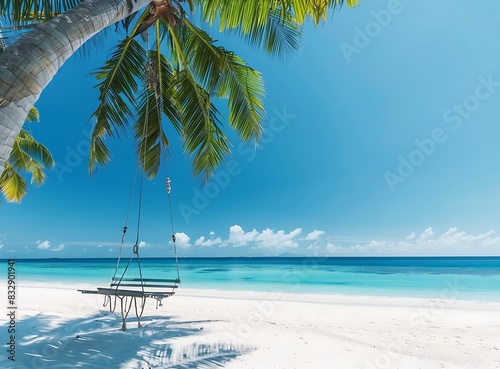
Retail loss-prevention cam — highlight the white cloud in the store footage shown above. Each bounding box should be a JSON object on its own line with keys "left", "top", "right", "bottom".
{"left": 304, "top": 230, "right": 325, "bottom": 241}
{"left": 179, "top": 225, "right": 500, "bottom": 256}
{"left": 227, "top": 225, "right": 260, "bottom": 246}
{"left": 221, "top": 225, "right": 303, "bottom": 250}
{"left": 36, "top": 240, "right": 51, "bottom": 250}
{"left": 51, "top": 244, "right": 65, "bottom": 252}
{"left": 321, "top": 227, "right": 500, "bottom": 256}
{"left": 138, "top": 241, "right": 147, "bottom": 248}
{"left": 0, "top": 241, "right": 3, "bottom": 249}
{"left": 195, "top": 236, "right": 222, "bottom": 247}
{"left": 174, "top": 232, "right": 191, "bottom": 248}
{"left": 418, "top": 227, "right": 434, "bottom": 242}
{"left": 35, "top": 240, "right": 65, "bottom": 252}
{"left": 405, "top": 232, "right": 415, "bottom": 240}
{"left": 254, "top": 228, "right": 302, "bottom": 249}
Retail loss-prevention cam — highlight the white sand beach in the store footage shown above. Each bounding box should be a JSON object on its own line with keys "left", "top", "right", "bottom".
{"left": 2, "top": 281, "right": 500, "bottom": 369}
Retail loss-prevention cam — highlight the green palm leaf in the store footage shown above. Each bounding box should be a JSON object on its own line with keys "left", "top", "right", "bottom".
{"left": 89, "top": 36, "right": 148, "bottom": 173}
{"left": 238, "top": 9, "right": 303, "bottom": 60}
{"left": 1, "top": 126, "right": 54, "bottom": 203}
{"left": 0, "top": 163, "right": 28, "bottom": 203}
{"left": 176, "top": 68, "right": 230, "bottom": 180}
{"left": 195, "top": 0, "right": 358, "bottom": 29}
{"left": 15, "top": 129, "right": 54, "bottom": 170}
{"left": 0, "top": 0, "right": 82, "bottom": 24}
{"left": 169, "top": 25, "right": 232, "bottom": 181}
{"left": 26, "top": 106, "right": 39, "bottom": 122}
{"left": 183, "top": 20, "right": 265, "bottom": 142}
{"left": 134, "top": 54, "right": 169, "bottom": 179}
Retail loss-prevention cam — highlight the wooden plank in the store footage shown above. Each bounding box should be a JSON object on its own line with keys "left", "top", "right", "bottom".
{"left": 96, "top": 287, "right": 175, "bottom": 298}
{"left": 110, "top": 283, "right": 179, "bottom": 288}
{"left": 78, "top": 289, "right": 98, "bottom": 295}
{"left": 112, "top": 277, "right": 181, "bottom": 284}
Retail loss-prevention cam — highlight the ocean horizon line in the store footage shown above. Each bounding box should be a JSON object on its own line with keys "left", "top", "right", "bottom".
{"left": 2, "top": 255, "right": 500, "bottom": 261}
{"left": 0, "top": 255, "right": 500, "bottom": 262}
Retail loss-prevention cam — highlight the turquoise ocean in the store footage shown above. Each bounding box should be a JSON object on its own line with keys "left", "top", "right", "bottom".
{"left": 1, "top": 257, "right": 499, "bottom": 301}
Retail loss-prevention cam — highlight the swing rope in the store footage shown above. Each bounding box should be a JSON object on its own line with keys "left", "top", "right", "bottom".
{"left": 112, "top": 31, "right": 153, "bottom": 293}
{"left": 79, "top": 28, "right": 181, "bottom": 331}
{"left": 164, "top": 158, "right": 180, "bottom": 282}
{"left": 112, "top": 163, "right": 140, "bottom": 282}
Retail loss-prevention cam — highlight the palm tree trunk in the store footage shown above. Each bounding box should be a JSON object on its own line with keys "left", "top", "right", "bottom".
{"left": 0, "top": 0, "right": 151, "bottom": 176}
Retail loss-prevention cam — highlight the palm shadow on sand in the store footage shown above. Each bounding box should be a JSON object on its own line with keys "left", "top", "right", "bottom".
{"left": 7, "top": 311, "right": 252, "bottom": 369}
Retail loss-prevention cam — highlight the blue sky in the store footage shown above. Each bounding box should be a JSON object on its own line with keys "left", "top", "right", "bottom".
{"left": 2, "top": 0, "right": 500, "bottom": 258}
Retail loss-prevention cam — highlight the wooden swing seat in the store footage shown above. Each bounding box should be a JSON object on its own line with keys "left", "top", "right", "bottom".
{"left": 78, "top": 287, "right": 176, "bottom": 299}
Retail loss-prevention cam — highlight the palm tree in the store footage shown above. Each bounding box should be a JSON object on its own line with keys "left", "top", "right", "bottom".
{"left": 0, "top": 0, "right": 358, "bottom": 180}
{"left": 0, "top": 107, "right": 55, "bottom": 204}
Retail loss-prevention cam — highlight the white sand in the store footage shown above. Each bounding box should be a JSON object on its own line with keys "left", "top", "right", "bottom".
{"left": 2, "top": 281, "right": 500, "bottom": 368}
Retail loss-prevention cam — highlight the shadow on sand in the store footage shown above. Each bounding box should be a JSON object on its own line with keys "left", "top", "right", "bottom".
{"left": 5, "top": 311, "right": 252, "bottom": 369}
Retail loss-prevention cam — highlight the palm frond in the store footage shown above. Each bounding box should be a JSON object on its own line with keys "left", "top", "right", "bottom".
{"left": 88, "top": 131, "right": 111, "bottom": 172}
{"left": 183, "top": 20, "right": 265, "bottom": 143}
{"left": 134, "top": 53, "right": 169, "bottom": 179}
{"left": 15, "top": 129, "right": 54, "bottom": 169}
{"left": 8, "top": 129, "right": 54, "bottom": 186}
{"left": 0, "top": 0, "right": 82, "bottom": 25}
{"left": 194, "top": 0, "right": 358, "bottom": 29}
{"left": 170, "top": 25, "right": 230, "bottom": 181}
{"left": 237, "top": 9, "right": 303, "bottom": 60}
{"left": 89, "top": 36, "right": 147, "bottom": 173}
{"left": 26, "top": 106, "right": 39, "bottom": 122}
{"left": 178, "top": 71, "right": 231, "bottom": 181}
{"left": 0, "top": 163, "right": 27, "bottom": 203}
{"left": 155, "top": 21, "right": 182, "bottom": 134}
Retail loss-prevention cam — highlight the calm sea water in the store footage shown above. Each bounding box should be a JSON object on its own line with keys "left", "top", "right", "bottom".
{"left": 1, "top": 257, "right": 499, "bottom": 301}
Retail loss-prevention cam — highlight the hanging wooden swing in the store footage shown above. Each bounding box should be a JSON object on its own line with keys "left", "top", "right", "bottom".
{"left": 79, "top": 39, "right": 181, "bottom": 331}
{"left": 79, "top": 174, "right": 181, "bottom": 331}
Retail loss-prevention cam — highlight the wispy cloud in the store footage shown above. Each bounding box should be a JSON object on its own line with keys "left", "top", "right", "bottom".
{"left": 323, "top": 227, "right": 500, "bottom": 256}
{"left": 304, "top": 230, "right": 325, "bottom": 241}
{"left": 36, "top": 240, "right": 65, "bottom": 252}
{"left": 67, "top": 241, "right": 124, "bottom": 247}
{"left": 195, "top": 236, "right": 223, "bottom": 247}
{"left": 51, "top": 244, "right": 65, "bottom": 252}
{"left": 36, "top": 240, "right": 51, "bottom": 250}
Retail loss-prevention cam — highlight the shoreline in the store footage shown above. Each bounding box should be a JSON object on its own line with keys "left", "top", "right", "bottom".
{"left": 2, "top": 281, "right": 500, "bottom": 368}
{"left": 14, "top": 279, "right": 500, "bottom": 306}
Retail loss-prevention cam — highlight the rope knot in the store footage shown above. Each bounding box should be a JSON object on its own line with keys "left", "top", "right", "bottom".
{"left": 166, "top": 178, "right": 171, "bottom": 194}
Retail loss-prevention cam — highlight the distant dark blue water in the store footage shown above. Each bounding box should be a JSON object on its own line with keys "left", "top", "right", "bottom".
{"left": 1, "top": 257, "right": 499, "bottom": 301}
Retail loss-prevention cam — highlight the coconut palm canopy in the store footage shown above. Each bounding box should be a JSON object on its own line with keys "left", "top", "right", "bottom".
{"left": 0, "top": 107, "right": 54, "bottom": 204}
{"left": 0, "top": 0, "right": 359, "bottom": 194}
